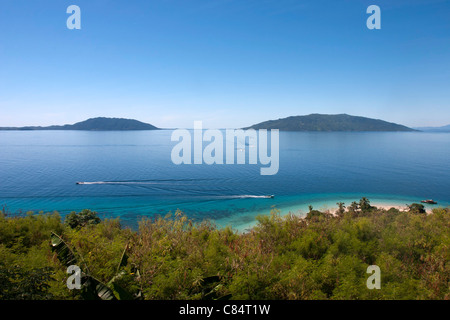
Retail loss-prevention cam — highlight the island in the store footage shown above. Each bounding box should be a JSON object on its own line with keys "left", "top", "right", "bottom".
{"left": 413, "top": 124, "right": 450, "bottom": 132}
{"left": 0, "top": 117, "right": 159, "bottom": 131}
{"left": 244, "top": 114, "right": 417, "bottom": 131}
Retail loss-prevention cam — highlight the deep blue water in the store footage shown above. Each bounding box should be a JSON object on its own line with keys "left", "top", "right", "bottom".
{"left": 0, "top": 130, "right": 449, "bottom": 231}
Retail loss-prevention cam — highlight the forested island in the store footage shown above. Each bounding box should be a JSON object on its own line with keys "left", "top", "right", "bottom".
{"left": 245, "top": 114, "right": 416, "bottom": 131}
{"left": 0, "top": 117, "right": 159, "bottom": 131}
{"left": 1, "top": 199, "right": 448, "bottom": 300}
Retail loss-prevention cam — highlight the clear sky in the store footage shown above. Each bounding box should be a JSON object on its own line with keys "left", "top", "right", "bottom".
{"left": 1, "top": 0, "right": 449, "bottom": 128}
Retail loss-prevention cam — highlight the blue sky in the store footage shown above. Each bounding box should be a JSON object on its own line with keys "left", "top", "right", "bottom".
{"left": 1, "top": 0, "right": 449, "bottom": 128}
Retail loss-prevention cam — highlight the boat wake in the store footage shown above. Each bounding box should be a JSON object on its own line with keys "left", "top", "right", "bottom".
{"left": 75, "top": 179, "right": 214, "bottom": 185}
{"left": 75, "top": 181, "right": 274, "bottom": 199}
{"left": 76, "top": 181, "right": 157, "bottom": 185}
{"left": 75, "top": 182, "right": 274, "bottom": 199}
{"left": 219, "top": 195, "right": 275, "bottom": 199}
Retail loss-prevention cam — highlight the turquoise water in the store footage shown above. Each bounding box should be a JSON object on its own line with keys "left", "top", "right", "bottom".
{"left": 0, "top": 130, "right": 449, "bottom": 231}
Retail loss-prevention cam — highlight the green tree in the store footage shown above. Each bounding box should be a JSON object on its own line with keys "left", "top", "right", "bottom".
{"left": 348, "top": 201, "right": 360, "bottom": 216}
{"left": 359, "top": 197, "right": 373, "bottom": 213}
{"left": 336, "top": 202, "right": 346, "bottom": 216}
{"left": 408, "top": 203, "right": 426, "bottom": 214}
{"left": 65, "top": 209, "right": 101, "bottom": 229}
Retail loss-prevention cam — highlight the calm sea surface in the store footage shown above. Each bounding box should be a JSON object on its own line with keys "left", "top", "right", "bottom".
{"left": 1, "top": 130, "right": 449, "bottom": 230}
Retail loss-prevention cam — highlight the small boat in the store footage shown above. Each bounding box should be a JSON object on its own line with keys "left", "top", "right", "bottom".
{"left": 421, "top": 199, "right": 437, "bottom": 204}
{"left": 76, "top": 182, "right": 84, "bottom": 185}
{"left": 268, "top": 195, "right": 275, "bottom": 199}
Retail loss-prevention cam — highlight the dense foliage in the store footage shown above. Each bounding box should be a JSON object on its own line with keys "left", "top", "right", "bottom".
{"left": 0, "top": 200, "right": 448, "bottom": 300}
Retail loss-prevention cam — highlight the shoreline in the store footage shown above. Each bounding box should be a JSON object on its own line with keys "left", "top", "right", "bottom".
{"left": 223, "top": 199, "right": 439, "bottom": 233}
{"left": 2, "top": 196, "right": 444, "bottom": 233}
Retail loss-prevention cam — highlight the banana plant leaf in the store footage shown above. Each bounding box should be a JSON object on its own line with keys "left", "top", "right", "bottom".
{"left": 81, "top": 275, "right": 117, "bottom": 300}
{"left": 50, "top": 232, "right": 116, "bottom": 300}
{"left": 51, "top": 233, "right": 138, "bottom": 300}
{"left": 50, "top": 232, "right": 78, "bottom": 268}
{"left": 116, "top": 243, "right": 129, "bottom": 273}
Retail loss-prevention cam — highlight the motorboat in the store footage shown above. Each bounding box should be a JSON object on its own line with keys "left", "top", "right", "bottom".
{"left": 421, "top": 199, "right": 437, "bottom": 204}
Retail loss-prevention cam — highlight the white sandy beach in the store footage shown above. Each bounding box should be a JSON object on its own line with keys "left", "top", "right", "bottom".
{"left": 225, "top": 199, "right": 437, "bottom": 233}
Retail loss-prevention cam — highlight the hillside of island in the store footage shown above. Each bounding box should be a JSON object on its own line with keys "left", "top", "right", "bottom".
{"left": 0, "top": 117, "right": 159, "bottom": 131}
{"left": 245, "top": 114, "right": 417, "bottom": 131}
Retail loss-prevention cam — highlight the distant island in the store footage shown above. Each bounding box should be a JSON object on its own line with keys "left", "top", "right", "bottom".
{"left": 413, "top": 124, "right": 450, "bottom": 132}
{"left": 0, "top": 117, "right": 159, "bottom": 131}
{"left": 245, "top": 114, "right": 417, "bottom": 132}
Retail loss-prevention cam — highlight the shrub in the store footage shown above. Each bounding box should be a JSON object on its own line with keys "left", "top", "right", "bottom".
{"left": 65, "top": 209, "right": 101, "bottom": 229}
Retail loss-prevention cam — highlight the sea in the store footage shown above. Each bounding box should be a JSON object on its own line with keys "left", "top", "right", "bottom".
{"left": 0, "top": 130, "right": 449, "bottom": 231}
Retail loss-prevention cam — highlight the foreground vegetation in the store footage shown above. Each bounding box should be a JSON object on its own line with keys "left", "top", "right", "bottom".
{"left": 0, "top": 199, "right": 449, "bottom": 300}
